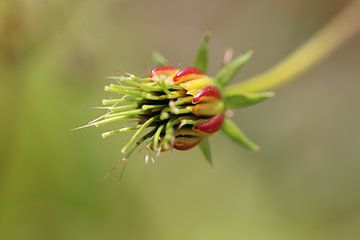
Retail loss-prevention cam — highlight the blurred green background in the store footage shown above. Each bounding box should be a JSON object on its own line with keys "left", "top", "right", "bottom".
{"left": 1, "top": 0, "right": 360, "bottom": 239}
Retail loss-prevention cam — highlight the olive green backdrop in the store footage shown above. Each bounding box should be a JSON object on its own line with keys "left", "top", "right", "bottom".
{"left": 1, "top": 0, "right": 359, "bottom": 239}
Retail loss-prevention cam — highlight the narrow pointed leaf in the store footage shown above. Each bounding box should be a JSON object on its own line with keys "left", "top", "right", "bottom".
{"left": 152, "top": 50, "right": 169, "bottom": 66}
{"left": 193, "top": 32, "right": 211, "bottom": 72}
{"left": 224, "top": 92, "right": 274, "bottom": 109}
{"left": 215, "top": 49, "right": 254, "bottom": 87}
{"left": 221, "top": 118, "right": 260, "bottom": 152}
{"left": 198, "top": 137, "right": 212, "bottom": 165}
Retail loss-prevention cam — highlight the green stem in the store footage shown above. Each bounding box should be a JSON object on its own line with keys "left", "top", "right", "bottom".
{"left": 225, "top": 0, "right": 360, "bottom": 95}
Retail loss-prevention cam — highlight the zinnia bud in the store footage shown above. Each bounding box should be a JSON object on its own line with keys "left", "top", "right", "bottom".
{"left": 83, "top": 66, "right": 224, "bottom": 157}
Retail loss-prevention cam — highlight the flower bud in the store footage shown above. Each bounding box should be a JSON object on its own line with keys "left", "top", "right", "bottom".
{"left": 87, "top": 66, "right": 225, "bottom": 156}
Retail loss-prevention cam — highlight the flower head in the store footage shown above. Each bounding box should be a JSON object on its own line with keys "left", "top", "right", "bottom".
{"left": 89, "top": 66, "right": 224, "bottom": 157}
{"left": 78, "top": 33, "right": 274, "bottom": 164}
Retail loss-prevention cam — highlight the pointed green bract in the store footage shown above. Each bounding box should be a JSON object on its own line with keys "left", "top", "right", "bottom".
{"left": 198, "top": 137, "right": 212, "bottom": 165}
{"left": 224, "top": 92, "right": 274, "bottom": 109}
{"left": 193, "top": 32, "right": 211, "bottom": 72}
{"left": 221, "top": 118, "right": 260, "bottom": 152}
{"left": 152, "top": 50, "right": 169, "bottom": 66}
{"left": 215, "top": 49, "right": 254, "bottom": 87}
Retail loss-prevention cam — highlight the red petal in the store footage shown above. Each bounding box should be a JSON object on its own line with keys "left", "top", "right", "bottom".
{"left": 193, "top": 113, "right": 225, "bottom": 134}
{"left": 173, "top": 67, "right": 205, "bottom": 83}
{"left": 192, "top": 85, "right": 222, "bottom": 104}
{"left": 150, "top": 66, "right": 179, "bottom": 79}
{"left": 173, "top": 136, "right": 203, "bottom": 150}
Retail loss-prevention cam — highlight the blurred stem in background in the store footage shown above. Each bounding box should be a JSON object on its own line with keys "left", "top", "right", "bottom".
{"left": 225, "top": 0, "right": 360, "bottom": 95}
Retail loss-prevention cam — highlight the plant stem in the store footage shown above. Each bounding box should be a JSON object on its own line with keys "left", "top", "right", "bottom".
{"left": 225, "top": 0, "right": 360, "bottom": 95}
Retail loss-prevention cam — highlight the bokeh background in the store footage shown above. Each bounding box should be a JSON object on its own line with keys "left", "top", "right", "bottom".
{"left": 1, "top": 0, "right": 360, "bottom": 239}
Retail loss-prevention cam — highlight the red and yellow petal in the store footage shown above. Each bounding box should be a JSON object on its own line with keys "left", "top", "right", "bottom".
{"left": 173, "top": 67, "right": 205, "bottom": 84}
{"left": 150, "top": 66, "right": 179, "bottom": 79}
{"left": 192, "top": 85, "right": 222, "bottom": 104}
{"left": 193, "top": 113, "right": 225, "bottom": 135}
{"left": 173, "top": 136, "right": 203, "bottom": 150}
{"left": 191, "top": 101, "right": 224, "bottom": 117}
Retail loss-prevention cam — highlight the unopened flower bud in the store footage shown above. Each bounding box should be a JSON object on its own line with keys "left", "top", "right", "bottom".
{"left": 84, "top": 65, "right": 225, "bottom": 156}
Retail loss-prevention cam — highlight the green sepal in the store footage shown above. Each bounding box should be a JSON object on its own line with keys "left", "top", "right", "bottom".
{"left": 224, "top": 92, "right": 274, "bottom": 109}
{"left": 193, "top": 32, "right": 211, "bottom": 72}
{"left": 215, "top": 49, "right": 254, "bottom": 87}
{"left": 221, "top": 118, "right": 260, "bottom": 152}
{"left": 198, "top": 137, "right": 212, "bottom": 165}
{"left": 152, "top": 50, "right": 169, "bottom": 66}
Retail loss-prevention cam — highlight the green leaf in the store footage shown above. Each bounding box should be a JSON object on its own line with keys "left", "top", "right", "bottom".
{"left": 198, "top": 137, "right": 212, "bottom": 165}
{"left": 193, "top": 32, "right": 211, "bottom": 72}
{"left": 224, "top": 92, "right": 274, "bottom": 109}
{"left": 152, "top": 50, "right": 169, "bottom": 66}
{"left": 221, "top": 118, "right": 260, "bottom": 152}
{"left": 215, "top": 49, "right": 254, "bottom": 87}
